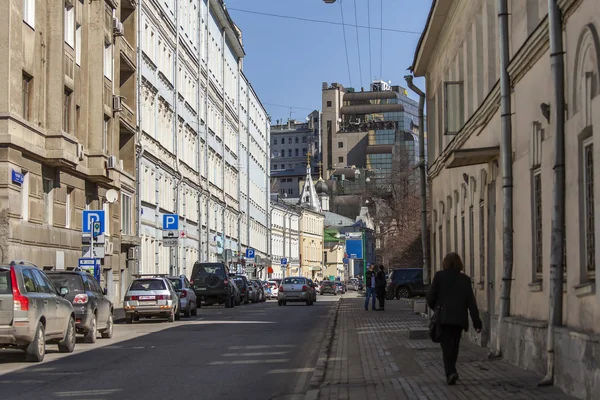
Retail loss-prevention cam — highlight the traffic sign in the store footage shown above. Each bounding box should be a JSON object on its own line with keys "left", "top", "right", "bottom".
{"left": 78, "top": 258, "right": 100, "bottom": 277}
{"left": 245, "top": 248, "right": 255, "bottom": 259}
{"left": 342, "top": 257, "right": 349, "bottom": 264}
{"left": 82, "top": 245, "right": 105, "bottom": 259}
{"left": 163, "top": 238, "right": 179, "bottom": 247}
{"left": 93, "top": 222, "right": 102, "bottom": 237}
{"left": 163, "top": 214, "right": 179, "bottom": 230}
{"left": 280, "top": 258, "right": 288, "bottom": 265}
{"left": 82, "top": 210, "right": 105, "bottom": 234}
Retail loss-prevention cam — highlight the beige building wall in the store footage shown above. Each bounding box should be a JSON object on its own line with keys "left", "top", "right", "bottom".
{"left": 413, "top": 0, "right": 599, "bottom": 398}
{"left": 324, "top": 243, "right": 345, "bottom": 280}
{"left": 298, "top": 209, "right": 324, "bottom": 278}
{"left": 0, "top": 0, "right": 138, "bottom": 304}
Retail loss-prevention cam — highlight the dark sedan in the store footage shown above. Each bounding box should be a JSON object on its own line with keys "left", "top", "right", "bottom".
{"left": 320, "top": 280, "right": 337, "bottom": 295}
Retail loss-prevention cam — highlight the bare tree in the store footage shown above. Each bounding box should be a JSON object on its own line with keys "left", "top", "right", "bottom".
{"left": 270, "top": 177, "right": 280, "bottom": 196}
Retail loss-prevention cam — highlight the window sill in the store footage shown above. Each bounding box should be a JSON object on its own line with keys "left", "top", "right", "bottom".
{"left": 574, "top": 281, "right": 595, "bottom": 298}
{"left": 528, "top": 280, "right": 543, "bottom": 292}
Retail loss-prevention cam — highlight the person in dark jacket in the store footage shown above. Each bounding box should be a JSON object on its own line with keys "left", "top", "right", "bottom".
{"left": 375, "top": 265, "right": 387, "bottom": 311}
{"left": 426, "top": 252, "right": 482, "bottom": 386}
{"left": 364, "top": 264, "right": 377, "bottom": 311}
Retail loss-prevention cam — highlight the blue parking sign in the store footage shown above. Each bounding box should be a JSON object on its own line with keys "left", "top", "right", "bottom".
{"left": 82, "top": 210, "right": 105, "bottom": 234}
{"left": 245, "top": 248, "right": 255, "bottom": 259}
{"left": 163, "top": 214, "right": 179, "bottom": 230}
{"left": 280, "top": 258, "right": 288, "bottom": 265}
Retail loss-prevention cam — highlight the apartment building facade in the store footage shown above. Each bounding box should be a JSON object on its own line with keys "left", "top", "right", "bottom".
{"left": 412, "top": 0, "right": 599, "bottom": 397}
{"left": 270, "top": 196, "right": 300, "bottom": 279}
{"left": 138, "top": 0, "right": 269, "bottom": 277}
{"left": 0, "top": 0, "right": 138, "bottom": 304}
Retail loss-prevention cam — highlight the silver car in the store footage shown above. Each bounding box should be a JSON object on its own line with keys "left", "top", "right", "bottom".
{"left": 168, "top": 275, "right": 198, "bottom": 318}
{"left": 277, "top": 276, "right": 313, "bottom": 306}
{"left": 0, "top": 261, "right": 76, "bottom": 362}
{"left": 123, "top": 276, "right": 180, "bottom": 323}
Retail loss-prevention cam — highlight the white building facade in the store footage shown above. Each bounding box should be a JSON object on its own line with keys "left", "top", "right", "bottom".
{"left": 137, "top": 0, "right": 269, "bottom": 277}
{"left": 270, "top": 197, "right": 300, "bottom": 279}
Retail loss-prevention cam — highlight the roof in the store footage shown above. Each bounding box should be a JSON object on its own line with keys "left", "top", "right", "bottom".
{"left": 343, "top": 91, "right": 398, "bottom": 101}
{"left": 323, "top": 211, "right": 355, "bottom": 227}
{"left": 340, "top": 103, "right": 405, "bottom": 115}
{"left": 324, "top": 229, "right": 342, "bottom": 243}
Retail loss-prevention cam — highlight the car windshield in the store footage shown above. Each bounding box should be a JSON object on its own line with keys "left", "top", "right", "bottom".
{"left": 283, "top": 277, "right": 305, "bottom": 285}
{"left": 48, "top": 273, "right": 85, "bottom": 293}
{"left": 233, "top": 278, "right": 244, "bottom": 286}
{"left": 168, "top": 279, "right": 182, "bottom": 290}
{"left": 0, "top": 270, "right": 10, "bottom": 294}
{"left": 129, "top": 279, "right": 166, "bottom": 291}
{"left": 193, "top": 264, "right": 224, "bottom": 277}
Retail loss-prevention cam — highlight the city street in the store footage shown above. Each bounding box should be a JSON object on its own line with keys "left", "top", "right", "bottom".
{"left": 0, "top": 296, "right": 342, "bottom": 400}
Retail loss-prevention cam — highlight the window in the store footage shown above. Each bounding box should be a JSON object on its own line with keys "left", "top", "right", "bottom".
{"left": 295, "top": 149, "right": 299, "bottom": 157}
{"left": 532, "top": 170, "right": 542, "bottom": 278}
{"left": 327, "top": 101, "right": 332, "bottom": 107}
{"left": 22, "top": 171, "right": 29, "bottom": 221}
{"left": 75, "top": 24, "right": 81, "bottom": 65}
{"left": 583, "top": 138, "right": 595, "bottom": 277}
{"left": 295, "top": 137, "right": 299, "bottom": 143}
{"left": 281, "top": 164, "right": 285, "bottom": 169}
{"left": 63, "top": 89, "right": 72, "bottom": 133}
{"left": 273, "top": 138, "right": 278, "bottom": 145}
{"left": 103, "top": 116, "right": 110, "bottom": 152}
{"left": 66, "top": 187, "right": 73, "bottom": 228}
{"left": 444, "top": 81, "right": 464, "bottom": 135}
{"left": 121, "top": 192, "right": 132, "bottom": 235}
{"left": 43, "top": 178, "right": 54, "bottom": 225}
{"left": 32, "top": 269, "right": 53, "bottom": 294}
{"left": 302, "top": 137, "right": 307, "bottom": 143}
{"left": 281, "top": 151, "right": 285, "bottom": 158}
{"left": 103, "top": 202, "right": 110, "bottom": 236}
{"left": 469, "top": 206, "right": 474, "bottom": 278}
{"left": 22, "top": 73, "right": 32, "bottom": 121}
{"left": 338, "top": 156, "right": 344, "bottom": 163}
{"left": 64, "top": 3, "right": 75, "bottom": 47}
{"left": 272, "top": 164, "right": 277, "bottom": 170}
{"left": 23, "top": 0, "right": 35, "bottom": 28}
{"left": 288, "top": 188, "right": 293, "bottom": 195}
{"left": 104, "top": 41, "right": 113, "bottom": 80}
{"left": 338, "top": 142, "right": 343, "bottom": 148}
{"left": 303, "top": 148, "right": 307, "bottom": 156}
{"left": 288, "top": 137, "right": 292, "bottom": 144}
{"left": 22, "top": 269, "right": 38, "bottom": 293}
{"left": 288, "top": 149, "right": 292, "bottom": 157}
{"left": 479, "top": 201, "right": 485, "bottom": 282}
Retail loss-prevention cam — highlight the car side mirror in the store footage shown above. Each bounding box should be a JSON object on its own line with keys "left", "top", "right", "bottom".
{"left": 60, "top": 287, "right": 69, "bottom": 296}
{"left": 103, "top": 288, "right": 108, "bottom": 295}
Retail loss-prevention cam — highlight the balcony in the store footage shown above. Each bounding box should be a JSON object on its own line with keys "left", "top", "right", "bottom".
{"left": 119, "top": 36, "right": 136, "bottom": 72}
{"left": 119, "top": 102, "right": 136, "bottom": 134}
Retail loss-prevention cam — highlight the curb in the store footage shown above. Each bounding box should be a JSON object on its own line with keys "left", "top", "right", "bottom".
{"left": 303, "top": 298, "right": 342, "bottom": 400}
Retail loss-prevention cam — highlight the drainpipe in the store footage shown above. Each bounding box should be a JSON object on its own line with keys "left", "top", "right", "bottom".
{"left": 236, "top": 57, "right": 242, "bottom": 273}
{"left": 404, "top": 75, "right": 431, "bottom": 286}
{"left": 172, "top": 0, "right": 183, "bottom": 276}
{"left": 221, "top": 27, "right": 227, "bottom": 264}
{"left": 204, "top": 0, "right": 211, "bottom": 261}
{"left": 196, "top": 1, "right": 203, "bottom": 265}
{"left": 540, "top": 0, "right": 566, "bottom": 386}
{"left": 488, "top": 0, "right": 515, "bottom": 359}
{"left": 135, "top": 0, "right": 144, "bottom": 275}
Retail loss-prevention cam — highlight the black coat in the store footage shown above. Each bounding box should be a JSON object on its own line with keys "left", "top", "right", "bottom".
{"left": 365, "top": 270, "right": 376, "bottom": 288}
{"left": 426, "top": 269, "right": 482, "bottom": 331}
{"left": 375, "top": 270, "right": 386, "bottom": 294}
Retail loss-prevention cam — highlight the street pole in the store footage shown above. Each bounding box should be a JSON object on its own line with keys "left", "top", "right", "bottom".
{"left": 362, "top": 229, "right": 367, "bottom": 286}
{"left": 540, "top": 0, "right": 566, "bottom": 386}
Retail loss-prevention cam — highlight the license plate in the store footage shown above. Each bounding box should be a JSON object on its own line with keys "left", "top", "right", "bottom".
{"left": 139, "top": 296, "right": 155, "bottom": 300}
{"left": 140, "top": 301, "right": 156, "bottom": 305}
{"left": 197, "top": 288, "right": 207, "bottom": 291}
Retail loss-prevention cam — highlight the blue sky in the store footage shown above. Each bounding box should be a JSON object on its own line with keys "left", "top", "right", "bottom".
{"left": 226, "top": 0, "right": 431, "bottom": 123}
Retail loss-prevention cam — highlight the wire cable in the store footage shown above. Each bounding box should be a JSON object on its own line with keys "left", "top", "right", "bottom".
{"left": 263, "top": 102, "right": 316, "bottom": 111}
{"left": 226, "top": 7, "right": 421, "bottom": 35}
{"left": 353, "top": 0, "right": 363, "bottom": 88}
{"left": 340, "top": 1, "right": 353, "bottom": 87}
{"left": 380, "top": 0, "right": 383, "bottom": 79}
{"left": 367, "top": 0, "right": 373, "bottom": 82}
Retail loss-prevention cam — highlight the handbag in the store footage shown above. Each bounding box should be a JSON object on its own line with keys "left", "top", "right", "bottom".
{"left": 428, "top": 305, "right": 443, "bottom": 343}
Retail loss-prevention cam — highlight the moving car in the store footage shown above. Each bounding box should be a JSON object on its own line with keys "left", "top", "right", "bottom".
{"left": 167, "top": 275, "right": 198, "bottom": 317}
{"left": 385, "top": 268, "right": 429, "bottom": 299}
{"left": 278, "top": 276, "right": 314, "bottom": 306}
{"left": 190, "top": 263, "right": 236, "bottom": 308}
{"left": 319, "top": 280, "right": 337, "bottom": 295}
{"left": 123, "top": 276, "right": 180, "bottom": 323}
{"left": 0, "top": 261, "right": 76, "bottom": 362}
{"left": 47, "top": 270, "right": 113, "bottom": 343}
{"left": 334, "top": 281, "right": 346, "bottom": 294}
{"left": 267, "top": 281, "right": 279, "bottom": 298}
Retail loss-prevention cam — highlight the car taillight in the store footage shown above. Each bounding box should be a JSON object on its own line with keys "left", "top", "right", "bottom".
{"left": 302, "top": 285, "right": 308, "bottom": 292}
{"left": 190, "top": 279, "right": 194, "bottom": 285}
{"left": 179, "top": 291, "right": 187, "bottom": 298}
{"left": 279, "top": 286, "right": 284, "bottom": 292}
{"left": 156, "top": 295, "right": 168, "bottom": 300}
{"left": 224, "top": 279, "right": 229, "bottom": 285}
{"left": 73, "top": 294, "right": 89, "bottom": 304}
{"left": 11, "top": 267, "right": 29, "bottom": 311}
{"left": 125, "top": 295, "right": 139, "bottom": 301}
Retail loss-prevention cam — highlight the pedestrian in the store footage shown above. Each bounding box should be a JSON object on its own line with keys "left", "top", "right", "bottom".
{"left": 364, "top": 264, "right": 377, "bottom": 311}
{"left": 375, "top": 264, "right": 386, "bottom": 311}
{"left": 426, "top": 252, "right": 482, "bottom": 386}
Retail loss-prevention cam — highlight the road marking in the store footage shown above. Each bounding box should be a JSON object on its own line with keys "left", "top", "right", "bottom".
{"left": 222, "top": 351, "right": 289, "bottom": 357}
{"left": 267, "top": 367, "right": 315, "bottom": 374}
{"left": 209, "top": 359, "right": 290, "bottom": 365}
{"left": 228, "top": 344, "right": 296, "bottom": 350}
{"left": 53, "top": 389, "right": 123, "bottom": 397}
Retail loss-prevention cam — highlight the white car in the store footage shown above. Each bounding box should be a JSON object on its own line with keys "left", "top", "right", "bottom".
{"left": 267, "top": 281, "right": 279, "bottom": 298}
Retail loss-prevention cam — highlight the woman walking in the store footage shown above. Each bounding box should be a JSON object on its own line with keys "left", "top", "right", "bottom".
{"left": 375, "top": 265, "right": 387, "bottom": 311}
{"left": 426, "top": 252, "right": 482, "bottom": 385}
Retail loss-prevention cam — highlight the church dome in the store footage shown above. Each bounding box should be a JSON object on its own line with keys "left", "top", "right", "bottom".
{"left": 315, "top": 178, "right": 328, "bottom": 195}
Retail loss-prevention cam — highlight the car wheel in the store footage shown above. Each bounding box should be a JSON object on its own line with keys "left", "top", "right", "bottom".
{"left": 168, "top": 308, "right": 175, "bottom": 322}
{"left": 231, "top": 296, "right": 236, "bottom": 308}
{"left": 58, "top": 317, "right": 76, "bottom": 353}
{"left": 84, "top": 314, "right": 97, "bottom": 344}
{"left": 278, "top": 300, "right": 282, "bottom": 306}
{"left": 175, "top": 306, "right": 181, "bottom": 321}
{"left": 26, "top": 322, "right": 46, "bottom": 362}
{"left": 184, "top": 305, "right": 191, "bottom": 318}
{"left": 396, "top": 286, "right": 411, "bottom": 299}
{"left": 385, "top": 291, "right": 394, "bottom": 300}
{"left": 225, "top": 297, "right": 231, "bottom": 308}
{"left": 191, "top": 303, "right": 198, "bottom": 316}
{"left": 125, "top": 314, "right": 133, "bottom": 324}
{"left": 244, "top": 298, "right": 249, "bottom": 305}
{"left": 101, "top": 313, "right": 114, "bottom": 339}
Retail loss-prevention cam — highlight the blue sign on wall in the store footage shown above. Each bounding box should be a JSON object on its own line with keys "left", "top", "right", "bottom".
{"left": 162, "top": 214, "right": 179, "bottom": 230}
{"left": 82, "top": 210, "right": 105, "bottom": 234}
{"left": 12, "top": 170, "right": 24, "bottom": 185}
{"left": 280, "top": 258, "right": 288, "bottom": 265}
{"left": 245, "top": 248, "right": 255, "bottom": 259}
{"left": 345, "top": 239, "right": 363, "bottom": 259}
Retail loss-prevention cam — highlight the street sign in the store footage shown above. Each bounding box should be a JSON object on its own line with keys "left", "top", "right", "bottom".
{"left": 163, "top": 230, "right": 177, "bottom": 239}
{"left": 280, "top": 257, "right": 288, "bottom": 265}
{"left": 163, "top": 214, "right": 179, "bottom": 230}
{"left": 345, "top": 239, "right": 363, "bottom": 259}
{"left": 93, "top": 221, "right": 102, "bottom": 237}
{"left": 78, "top": 258, "right": 100, "bottom": 278}
{"left": 82, "top": 245, "right": 105, "bottom": 259}
{"left": 82, "top": 210, "right": 105, "bottom": 234}
{"left": 342, "top": 257, "right": 349, "bottom": 264}
{"left": 245, "top": 248, "right": 255, "bottom": 259}
{"left": 163, "top": 238, "right": 179, "bottom": 247}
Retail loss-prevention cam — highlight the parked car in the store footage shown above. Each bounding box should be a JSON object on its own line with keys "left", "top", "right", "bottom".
{"left": 320, "top": 280, "right": 337, "bottom": 295}
{"left": 167, "top": 275, "right": 198, "bottom": 317}
{"left": 385, "top": 268, "right": 429, "bottom": 299}
{"left": 190, "top": 263, "right": 236, "bottom": 308}
{"left": 347, "top": 278, "right": 359, "bottom": 291}
{"left": 250, "top": 279, "right": 266, "bottom": 302}
{"left": 0, "top": 261, "right": 76, "bottom": 362}
{"left": 123, "top": 276, "right": 180, "bottom": 323}
{"left": 278, "top": 276, "right": 313, "bottom": 306}
{"left": 247, "top": 280, "right": 258, "bottom": 303}
{"left": 230, "top": 278, "right": 241, "bottom": 306}
{"left": 233, "top": 275, "right": 252, "bottom": 304}
{"left": 47, "top": 270, "right": 113, "bottom": 343}
{"left": 267, "top": 281, "right": 279, "bottom": 298}
{"left": 307, "top": 279, "right": 317, "bottom": 303}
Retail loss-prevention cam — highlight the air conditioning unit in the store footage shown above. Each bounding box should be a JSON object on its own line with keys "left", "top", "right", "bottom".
{"left": 106, "top": 155, "right": 118, "bottom": 169}
{"left": 127, "top": 247, "right": 138, "bottom": 260}
{"left": 77, "top": 143, "right": 84, "bottom": 161}
{"left": 112, "top": 18, "right": 124, "bottom": 37}
{"left": 105, "top": 240, "right": 114, "bottom": 255}
{"left": 112, "top": 95, "right": 123, "bottom": 112}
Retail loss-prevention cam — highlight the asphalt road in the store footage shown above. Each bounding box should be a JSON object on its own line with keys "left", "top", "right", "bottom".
{"left": 0, "top": 295, "right": 342, "bottom": 400}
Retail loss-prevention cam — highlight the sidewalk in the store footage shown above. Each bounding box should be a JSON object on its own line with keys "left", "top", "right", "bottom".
{"left": 306, "top": 298, "right": 574, "bottom": 400}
